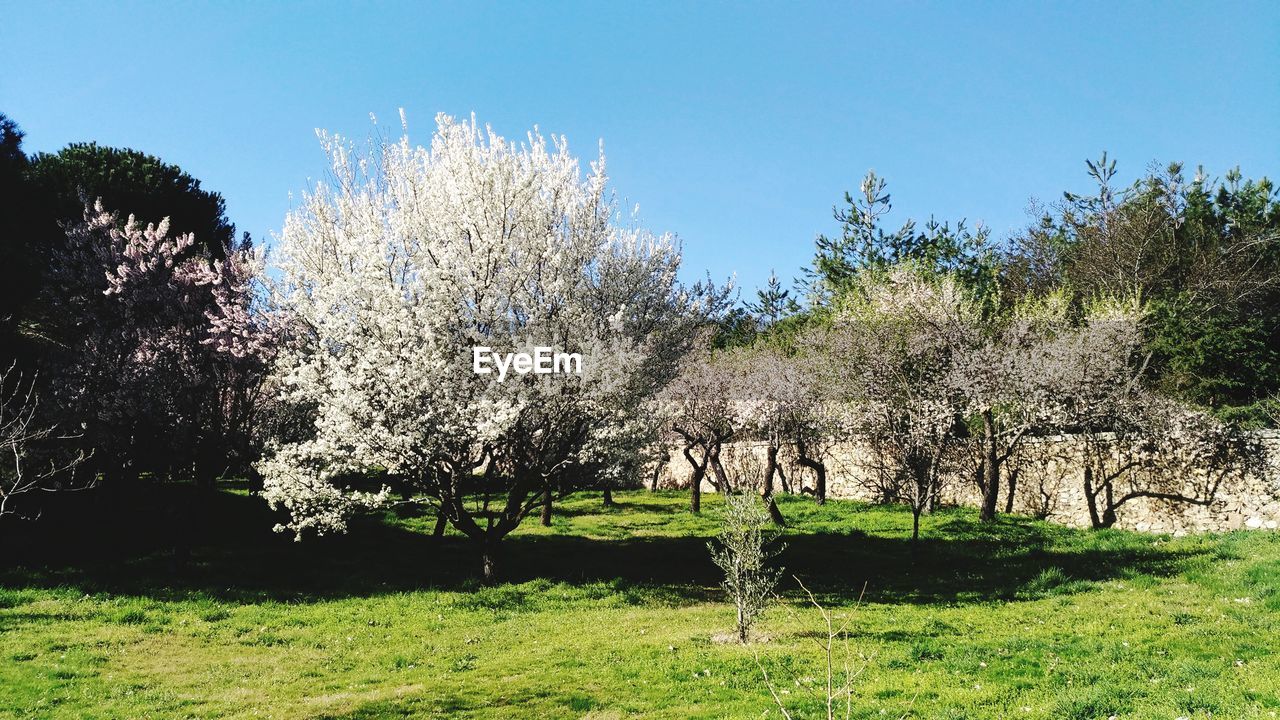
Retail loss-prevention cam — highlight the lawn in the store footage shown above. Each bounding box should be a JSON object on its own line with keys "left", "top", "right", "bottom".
{"left": 1, "top": 488, "right": 1278, "bottom": 719}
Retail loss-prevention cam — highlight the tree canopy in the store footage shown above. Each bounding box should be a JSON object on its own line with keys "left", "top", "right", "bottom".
{"left": 27, "top": 142, "right": 238, "bottom": 260}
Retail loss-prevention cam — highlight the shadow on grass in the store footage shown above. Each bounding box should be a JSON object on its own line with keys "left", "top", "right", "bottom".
{"left": 0, "top": 485, "right": 1206, "bottom": 608}
{"left": 552, "top": 492, "right": 693, "bottom": 517}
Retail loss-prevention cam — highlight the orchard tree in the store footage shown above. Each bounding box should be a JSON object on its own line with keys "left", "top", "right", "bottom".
{"left": 658, "top": 341, "right": 741, "bottom": 513}
{"left": 739, "top": 348, "right": 793, "bottom": 523}
{"left": 951, "top": 292, "right": 1080, "bottom": 521}
{"left": 733, "top": 344, "right": 835, "bottom": 520}
{"left": 259, "top": 113, "right": 720, "bottom": 579}
{"left": 1036, "top": 298, "right": 1266, "bottom": 528}
{"left": 784, "top": 351, "right": 844, "bottom": 506}
{"left": 808, "top": 267, "right": 973, "bottom": 540}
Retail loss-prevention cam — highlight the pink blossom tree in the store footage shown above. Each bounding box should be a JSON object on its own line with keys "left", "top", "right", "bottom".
{"left": 47, "top": 200, "right": 273, "bottom": 487}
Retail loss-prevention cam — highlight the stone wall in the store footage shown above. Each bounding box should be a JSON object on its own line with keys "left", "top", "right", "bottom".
{"left": 650, "top": 432, "right": 1280, "bottom": 535}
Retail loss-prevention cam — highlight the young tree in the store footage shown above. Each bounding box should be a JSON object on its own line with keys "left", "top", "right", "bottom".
{"left": 746, "top": 270, "right": 799, "bottom": 332}
{"left": 756, "top": 577, "right": 869, "bottom": 720}
{"left": 708, "top": 492, "right": 783, "bottom": 643}
{"left": 260, "top": 114, "right": 718, "bottom": 579}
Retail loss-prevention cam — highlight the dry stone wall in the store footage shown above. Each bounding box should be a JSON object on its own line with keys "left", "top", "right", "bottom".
{"left": 651, "top": 432, "right": 1280, "bottom": 535}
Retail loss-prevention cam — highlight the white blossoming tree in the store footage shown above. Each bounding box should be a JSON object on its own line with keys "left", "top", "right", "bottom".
{"left": 260, "top": 113, "right": 718, "bottom": 579}
{"left": 806, "top": 268, "right": 974, "bottom": 540}
{"left": 1034, "top": 299, "right": 1267, "bottom": 528}
{"left": 949, "top": 291, "right": 1084, "bottom": 522}
{"left": 731, "top": 344, "right": 832, "bottom": 523}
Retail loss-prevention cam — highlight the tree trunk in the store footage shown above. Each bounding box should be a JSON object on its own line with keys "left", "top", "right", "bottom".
{"left": 709, "top": 443, "right": 729, "bottom": 492}
{"left": 1083, "top": 464, "right": 1104, "bottom": 529}
{"left": 762, "top": 445, "right": 786, "bottom": 526}
{"left": 921, "top": 463, "right": 939, "bottom": 515}
{"left": 602, "top": 487, "right": 614, "bottom": 507}
{"left": 684, "top": 442, "right": 706, "bottom": 514}
{"left": 540, "top": 487, "right": 553, "bottom": 526}
{"left": 480, "top": 538, "right": 500, "bottom": 583}
{"left": 814, "top": 462, "right": 826, "bottom": 505}
{"left": 796, "top": 449, "right": 826, "bottom": 506}
{"left": 1004, "top": 467, "right": 1019, "bottom": 514}
{"left": 911, "top": 506, "right": 921, "bottom": 541}
{"left": 650, "top": 455, "right": 665, "bottom": 491}
{"left": 978, "top": 409, "right": 1000, "bottom": 522}
{"left": 432, "top": 511, "right": 448, "bottom": 539}
{"left": 1101, "top": 482, "right": 1117, "bottom": 528}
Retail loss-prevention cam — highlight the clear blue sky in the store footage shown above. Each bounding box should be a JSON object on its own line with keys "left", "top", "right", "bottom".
{"left": 4, "top": 1, "right": 1278, "bottom": 296}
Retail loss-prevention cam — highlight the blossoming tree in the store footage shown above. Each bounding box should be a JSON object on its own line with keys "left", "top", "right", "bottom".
{"left": 49, "top": 201, "right": 272, "bottom": 487}
{"left": 806, "top": 268, "right": 974, "bottom": 540}
{"left": 658, "top": 346, "right": 739, "bottom": 513}
{"left": 1034, "top": 299, "right": 1266, "bottom": 528}
{"left": 260, "top": 114, "right": 717, "bottom": 579}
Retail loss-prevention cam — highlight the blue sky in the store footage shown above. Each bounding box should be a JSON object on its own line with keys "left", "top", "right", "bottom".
{"left": 4, "top": 1, "right": 1278, "bottom": 296}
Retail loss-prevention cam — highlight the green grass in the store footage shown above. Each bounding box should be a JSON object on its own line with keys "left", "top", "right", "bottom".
{"left": 2, "top": 489, "right": 1279, "bottom": 719}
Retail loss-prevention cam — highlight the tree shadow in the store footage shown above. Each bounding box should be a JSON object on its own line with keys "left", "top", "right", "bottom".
{"left": 779, "top": 524, "right": 1194, "bottom": 605}
{"left": 0, "top": 485, "right": 1207, "bottom": 608}
{"left": 552, "top": 492, "right": 695, "bottom": 517}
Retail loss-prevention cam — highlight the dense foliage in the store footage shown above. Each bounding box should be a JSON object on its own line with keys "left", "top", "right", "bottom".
{"left": 258, "top": 114, "right": 725, "bottom": 578}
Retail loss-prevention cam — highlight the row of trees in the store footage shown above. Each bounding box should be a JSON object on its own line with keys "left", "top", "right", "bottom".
{"left": 665, "top": 270, "right": 1264, "bottom": 538}
{"left": 665, "top": 161, "right": 1276, "bottom": 538}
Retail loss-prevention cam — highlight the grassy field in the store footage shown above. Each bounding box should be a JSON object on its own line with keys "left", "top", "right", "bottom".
{"left": 1, "top": 488, "right": 1279, "bottom": 719}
